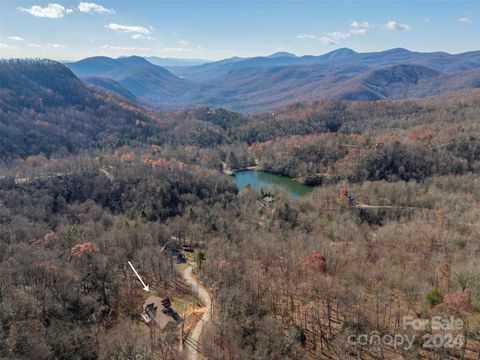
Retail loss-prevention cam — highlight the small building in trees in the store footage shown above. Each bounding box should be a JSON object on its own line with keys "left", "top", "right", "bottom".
{"left": 141, "top": 296, "right": 181, "bottom": 330}
{"left": 182, "top": 244, "right": 194, "bottom": 253}
{"left": 120, "top": 152, "right": 135, "bottom": 167}
{"left": 162, "top": 243, "right": 186, "bottom": 263}
{"left": 261, "top": 196, "right": 274, "bottom": 206}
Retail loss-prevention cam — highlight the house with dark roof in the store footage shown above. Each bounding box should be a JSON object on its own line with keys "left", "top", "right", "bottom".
{"left": 162, "top": 243, "right": 186, "bottom": 263}
{"left": 142, "top": 296, "right": 181, "bottom": 330}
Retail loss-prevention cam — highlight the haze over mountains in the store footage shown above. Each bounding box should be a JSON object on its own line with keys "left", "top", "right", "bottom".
{"left": 65, "top": 48, "right": 480, "bottom": 112}
{"left": 144, "top": 56, "right": 211, "bottom": 67}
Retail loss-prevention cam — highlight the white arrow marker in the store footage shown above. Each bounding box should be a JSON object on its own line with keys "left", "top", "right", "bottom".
{"left": 128, "top": 261, "right": 150, "bottom": 292}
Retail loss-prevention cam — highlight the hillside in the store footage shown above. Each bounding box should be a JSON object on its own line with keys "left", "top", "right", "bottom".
{"left": 66, "top": 56, "right": 194, "bottom": 104}
{"left": 0, "top": 59, "right": 264, "bottom": 161}
{"left": 0, "top": 59, "right": 163, "bottom": 160}
{"left": 332, "top": 65, "right": 480, "bottom": 100}
{"left": 180, "top": 63, "right": 480, "bottom": 111}
{"left": 0, "top": 59, "right": 89, "bottom": 109}
{"left": 82, "top": 76, "right": 137, "bottom": 100}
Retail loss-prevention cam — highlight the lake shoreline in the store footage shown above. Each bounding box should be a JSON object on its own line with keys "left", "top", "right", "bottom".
{"left": 232, "top": 169, "right": 314, "bottom": 197}
{"left": 222, "top": 165, "right": 260, "bottom": 176}
{"left": 224, "top": 165, "right": 333, "bottom": 187}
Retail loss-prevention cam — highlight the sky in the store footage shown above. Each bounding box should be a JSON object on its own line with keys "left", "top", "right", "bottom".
{"left": 0, "top": 0, "right": 478, "bottom": 61}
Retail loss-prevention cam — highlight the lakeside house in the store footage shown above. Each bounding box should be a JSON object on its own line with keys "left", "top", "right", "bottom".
{"left": 261, "top": 196, "right": 274, "bottom": 206}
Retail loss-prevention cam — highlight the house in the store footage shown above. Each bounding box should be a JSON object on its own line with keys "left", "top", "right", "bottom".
{"left": 261, "top": 196, "right": 275, "bottom": 206}
{"left": 120, "top": 152, "right": 135, "bottom": 167}
{"left": 182, "top": 244, "right": 194, "bottom": 253}
{"left": 162, "top": 243, "right": 186, "bottom": 263}
{"left": 142, "top": 296, "right": 181, "bottom": 330}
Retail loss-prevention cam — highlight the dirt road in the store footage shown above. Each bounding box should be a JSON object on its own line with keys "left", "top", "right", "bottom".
{"left": 180, "top": 265, "right": 211, "bottom": 360}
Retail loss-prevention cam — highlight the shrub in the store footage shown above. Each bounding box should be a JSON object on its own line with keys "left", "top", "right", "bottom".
{"left": 426, "top": 288, "right": 444, "bottom": 307}
{"left": 301, "top": 251, "right": 327, "bottom": 272}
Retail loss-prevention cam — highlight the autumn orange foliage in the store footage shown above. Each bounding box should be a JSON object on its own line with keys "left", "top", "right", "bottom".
{"left": 70, "top": 242, "right": 100, "bottom": 257}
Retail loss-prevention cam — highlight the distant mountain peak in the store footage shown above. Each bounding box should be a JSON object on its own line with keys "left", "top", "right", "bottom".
{"left": 322, "top": 48, "right": 358, "bottom": 59}
{"left": 117, "top": 55, "right": 152, "bottom": 66}
{"left": 383, "top": 47, "right": 414, "bottom": 55}
{"left": 333, "top": 47, "right": 356, "bottom": 54}
{"left": 267, "top": 51, "right": 297, "bottom": 59}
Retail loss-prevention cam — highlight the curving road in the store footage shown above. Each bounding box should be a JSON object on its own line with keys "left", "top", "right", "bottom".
{"left": 180, "top": 265, "right": 212, "bottom": 360}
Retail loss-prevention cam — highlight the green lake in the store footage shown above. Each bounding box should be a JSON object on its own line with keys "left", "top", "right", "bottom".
{"left": 234, "top": 170, "right": 313, "bottom": 197}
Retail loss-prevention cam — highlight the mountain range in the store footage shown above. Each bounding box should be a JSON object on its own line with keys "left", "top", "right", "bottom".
{"left": 65, "top": 48, "right": 480, "bottom": 112}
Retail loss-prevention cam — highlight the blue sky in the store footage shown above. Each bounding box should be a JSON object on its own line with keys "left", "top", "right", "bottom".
{"left": 0, "top": 0, "right": 478, "bottom": 60}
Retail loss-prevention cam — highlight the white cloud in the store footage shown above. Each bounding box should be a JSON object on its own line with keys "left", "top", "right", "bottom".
{"left": 101, "top": 45, "right": 133, "bottom": 50}
{"left": 78, "top": 2, "right": 114, "bottom": 14}
{"left": 350, "top": 21, "right": 371, "bottom": 35}
{"left": 385, "top": 20, "right": 411, "bottom": 31}
{"left": 159, "top": 47, "right": 194, "bottom": 53}
{"left": 18, "top": 3, "right": 73, "bottom": 18}
{"left": 298, "top": 27, "right": 360, "bottom": 45}
{"left": 350, "top": 28, "right": 367, "bottom": 35}
{"left": 326, "top": 31, "right": 351, "bottom": 41}
{"left": 296, "top": 33, "right": 316, "bottom": 40}
{"left": 318, "top": 36, "right": 338, "bottom": 45}
{"left": 100, "top": 44, "right": 194, "bottom": 55}
{"left": 458, "top": 17, "right": 472, "bottom": 23}
{"left": 0, "top": 43, "right": 11, "bottom": 49}
{"left": 9, "top": 36, "right": 24, "bottom": 41}
{"left": 350, "top": 21, "right": 371, "bottom": 30}
{"left": 101, "top": 44, "right": 151, "bottom": 51}
{"left": 27, "top": 42, "right": 66, "bottom": 49}
{"left": 178, "top": 40, "right": 189, "bottom": 46}
{"left": 106, "top": 23, "right": 151, "bottom": 34}
{"left": 298, "top": 31, "right": 350, "bottom": 45}
{"left": 131, "top": 34, "right": 155, "bottom": 40}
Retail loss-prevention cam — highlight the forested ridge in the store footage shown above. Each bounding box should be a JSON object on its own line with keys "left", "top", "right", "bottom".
{"left": 0, "top": 59, "right": 479, "bottom": 359}
{"left": 65, "top": 49, "right": 480, "bottom": 112}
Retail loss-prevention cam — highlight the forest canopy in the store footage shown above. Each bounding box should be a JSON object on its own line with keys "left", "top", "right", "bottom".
{"left": 0, "top": 60, "right": 479, "bottom": 359}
